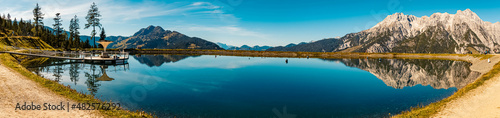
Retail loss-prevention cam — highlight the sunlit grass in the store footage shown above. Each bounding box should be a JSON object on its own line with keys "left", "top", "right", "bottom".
{"left": 89, "top": 49, "right": 484, "bottom": 62}
{"left": 0, "top": 53, "right": 154, "bottom": 117}
{"left": 393, "top": 61, "right": 500, "bottom": 118}
{"left": 3, "top": 42, "right": 497, "bottom": 117}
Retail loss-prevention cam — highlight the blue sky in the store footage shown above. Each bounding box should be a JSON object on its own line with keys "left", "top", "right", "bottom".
{"left": 1, "top": 0, "right": 500, "bottom": 46}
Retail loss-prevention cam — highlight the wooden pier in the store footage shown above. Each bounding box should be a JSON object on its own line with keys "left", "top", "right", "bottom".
{"left": 1, "top": 46, "right": 129, "bottom": 64}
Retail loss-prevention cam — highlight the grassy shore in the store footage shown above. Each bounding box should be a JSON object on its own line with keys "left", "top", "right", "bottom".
{"left": 394, "top": 61, "right": 500, "bottom": 118}
{"left": 0, "top": 53, "right": 153, "bottom": 117}
{"left": 3, "top": 47, "right": 497, "bottom": 117}
{"left": 78, "top": 48, "right": 494, "bottom": 61}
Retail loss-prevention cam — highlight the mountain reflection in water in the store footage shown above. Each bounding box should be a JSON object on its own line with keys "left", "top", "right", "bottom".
{"left": 132, "top": 55, "right": 479, "bottom": 89}
{"left": 323, "top": 58, "right": 481, "bottom": 89}
{"left": 23, "top": 55, "right": 479, "bottom": 117}
{"left": 133, "top": 54, "right": 199, "bottom": 67}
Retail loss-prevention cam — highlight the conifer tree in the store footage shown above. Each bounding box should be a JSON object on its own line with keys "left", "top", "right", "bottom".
{"left": 53, "top": 13, "right": 63, "bottom": 47}
{"left": 33, "top": 3, "right": 44, "bottom": 36}
{"left": 70, "top": 15, "right": 81, "bottom": 48}
{"left": 85, "top": 2, "right": 102, "bottom": 48}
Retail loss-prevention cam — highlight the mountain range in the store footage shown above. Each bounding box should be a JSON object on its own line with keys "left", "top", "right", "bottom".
{"left": 111, "top": 26, "right": 222, "bottom": 49}
{"left": 271, "top": 9, "right": 500, "bottom": 54}
{"left": 215, "top": 42, "right": 273, "bottom": 51}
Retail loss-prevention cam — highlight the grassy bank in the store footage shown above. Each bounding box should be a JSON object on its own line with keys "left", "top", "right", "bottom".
{"left": 0, "top": 53, "right": 153, "bottom": 117}
{"left": 77, "top": 48, "right": 494, "bottom": 61}
{"left": 394, "top": 61, "right": 500, "bottom": 117}
{"left": 3, "top": 46, "right": 496, "bottom": 117}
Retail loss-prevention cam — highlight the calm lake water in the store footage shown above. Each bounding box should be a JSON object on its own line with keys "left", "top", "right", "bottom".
{"left": 25, "top": 55, "right": 481, "bottom": 118}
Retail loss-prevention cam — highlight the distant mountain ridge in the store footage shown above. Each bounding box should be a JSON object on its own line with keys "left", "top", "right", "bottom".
{"left": 228, "top": 45, "right": 271, "bottom": 51}
{"left": 215, "top": 42, "right": 235, "bottom": 49}
{"left": 216, "top": 42, "right": 272, "bottom": 51}
{"left": 272, "top": 9, "right": 500, "bottom": 54}
{"left": 112, "top": 25, "right": 222, "bottom": 49}
{"left": 266, "top": 40, "right": 337, "bottom": 52}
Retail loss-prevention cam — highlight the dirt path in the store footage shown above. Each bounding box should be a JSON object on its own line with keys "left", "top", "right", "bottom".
{"left": 434, "top": 55, "right": 500, "bottom": 118}
{"left": 0, "top": 62, "right": 103, "bottom": 117}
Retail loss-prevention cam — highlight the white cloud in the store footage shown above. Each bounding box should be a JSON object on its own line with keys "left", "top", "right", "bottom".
{"left": 183, "top": 25, "right": 268, "bottom": 39}
{"left": 190, "top": 2, "right": 206, "bottom": 6}
{"left": 0, "top": 0, "right": 235, "bottom": 25}
{"left": 0, "top": 0, "right": 273, "bottom": 46}
{"left": 190, "top": 2, "right": 220, "bottom": 9}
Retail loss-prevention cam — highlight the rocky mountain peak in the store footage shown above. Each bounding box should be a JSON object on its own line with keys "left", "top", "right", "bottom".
{"left": 371, "top": 12, "right": 417, "bottom": 30}
{"left": 386, "top": 12, "right": 416, "bottom": 22}
{"left": 456, "top": 9, "right": 478, "bottom": 19}
{"left": 113, "top": 25, "right": 222, "bottom": 50}
{"left": 133, "top": 25, "right": 166, "bottom": 36}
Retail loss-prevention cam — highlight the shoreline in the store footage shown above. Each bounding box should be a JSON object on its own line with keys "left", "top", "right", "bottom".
{"left": 2, "top": 50, "right": 499, "bottom": 117}
{"left": 0, "top": 54, "right": 103, "bottom": 117}
{"left": 0, "top": 53, "right": 152, "bottom": 117}
{"left": 394, "top": 54, "right": 500, "bottom": 117}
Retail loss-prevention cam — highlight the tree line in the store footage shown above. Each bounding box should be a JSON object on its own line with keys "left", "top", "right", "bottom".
{"left": 0, "top": 2, "right": 106, "bottom": 50}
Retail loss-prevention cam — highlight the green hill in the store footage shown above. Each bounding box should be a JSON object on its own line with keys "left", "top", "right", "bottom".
{"left": 0, "top": 29, "right": 53, "bottom": 51}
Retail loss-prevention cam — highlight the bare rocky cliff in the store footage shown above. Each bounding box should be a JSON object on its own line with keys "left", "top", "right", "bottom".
{"left": 273, "top": 9, "right": 500, "bottom": 54}
{"left": 337, "top": 9, "right": 500, "bottom": 54}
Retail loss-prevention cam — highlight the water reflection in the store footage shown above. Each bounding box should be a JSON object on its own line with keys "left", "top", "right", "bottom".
{"left": 85, "top": 65, "right": 101, "bottom": 96}
{"left": 324, "top": 58, "right": 481, "bottom": 89}
{"left": 26, "top": 56, "right": 479, "bottom": 95}
{"left": 133, "top": 54, "right": 200, "bottom": 67}
{"left": 26, "top": 58, "right": 129, "bottom": 96}
{"left": 22, "top": 55, "right": 482, "bottom": 117}
{"left": 97, "top": 65, "right": 115, "bottom": 81}
{"left": 69, "top": 63, "right": 80, "bottom": 85}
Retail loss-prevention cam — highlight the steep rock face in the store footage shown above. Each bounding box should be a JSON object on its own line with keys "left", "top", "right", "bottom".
{"left": 330, "top": 59, "right": 481, "bottom": 89}
{"left": 338, "top": 9, "right": 500, "bottom": 53}
{"left": 113, "top": 26, "right": 222, "bottom": 50}
{"left": 279, "top": 9, "right": 500, "bottom": 53}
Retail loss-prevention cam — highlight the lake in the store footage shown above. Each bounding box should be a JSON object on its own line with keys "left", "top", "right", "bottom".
{"left": 24, "top": 55, "right": 480, "bottom": 118}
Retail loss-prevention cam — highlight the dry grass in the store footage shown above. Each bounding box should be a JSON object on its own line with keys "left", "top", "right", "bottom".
{"left": 3, "top": 47, "right": 496, "bottom": 117}
{"left": 0, "top": 53, "right": 154, "bottom": 117}
{"left": 393, "top": 61, "right": 500, "bottom": 118}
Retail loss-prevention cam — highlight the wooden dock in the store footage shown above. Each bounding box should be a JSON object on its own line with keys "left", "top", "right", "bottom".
{"left": 1, "top": 46, "right": 129, "bottom": 64}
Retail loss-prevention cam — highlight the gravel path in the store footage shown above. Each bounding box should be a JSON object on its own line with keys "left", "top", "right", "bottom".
{"left": 434, "top": 55, "right": 500, "bottom": 118}
{"left": 0, "top": 61, "right": 103, "bottom": 118}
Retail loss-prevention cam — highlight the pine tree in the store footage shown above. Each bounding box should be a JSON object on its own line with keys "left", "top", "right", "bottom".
{"left": 33, "top": 3, "right": 44, "bottom": 36}
{"left": 70, "top": 15, "right": 81, "bottom": 48}
{"left": 99, "top": 27, "right": 106, "bottom": 41}
{"left": 0, "top": 14, "right": 3, "bottom": 28}
{"left": 85, "top": 2, "right": 102, "bottom": 48}
{"left": 84, "top": 38, "right": 91, "bottom": 48}
{"left": 53, "top": 13, "right": 63, "bottom": 48}
{"left": 12, "top": 18, "right": 18, "bottom": 36}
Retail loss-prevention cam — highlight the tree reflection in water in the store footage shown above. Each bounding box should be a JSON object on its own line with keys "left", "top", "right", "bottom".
{"left": 26, "top": 58, "right": 129, "bottom": 97}
{"left": 69, "top": 63, "right": 80, "bottom": 85}
{"left": 85, "top": 64, "right": 102, "bottom": 96}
